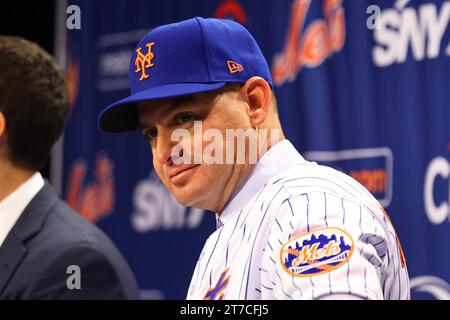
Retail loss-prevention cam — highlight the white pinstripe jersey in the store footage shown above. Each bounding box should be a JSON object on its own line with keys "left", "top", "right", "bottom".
{"left": 186, "top": 140, "right": 410, "bottom": 300}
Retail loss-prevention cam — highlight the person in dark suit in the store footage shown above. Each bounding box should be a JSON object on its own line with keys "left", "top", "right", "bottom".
{"left": 0, "top": 36, "right": 139, "bottom": 299}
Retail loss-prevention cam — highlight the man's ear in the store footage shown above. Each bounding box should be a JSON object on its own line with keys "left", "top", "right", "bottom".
{"left": 0, "top": 111, "right": 7, "bottom": 158}
{"left": 242, "top": 77, "right": 272, "bottom": 128}
{"left": 0, "top": 111, "right": 6, "bottom": 140}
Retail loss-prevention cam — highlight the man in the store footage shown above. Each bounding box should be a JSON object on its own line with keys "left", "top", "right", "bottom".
{"left": 99, "top": 17, "right": 410, "bottom": 300}
{"left": 0, "top": 36, "right": 139, "bottom": 299}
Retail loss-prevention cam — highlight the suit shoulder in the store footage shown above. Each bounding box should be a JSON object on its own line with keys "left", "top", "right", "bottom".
{"left": 39, "top": 200, "right": 110, "bottom": 247}
{"left": 29, "top": 197, "right": 131, "bottom": 272}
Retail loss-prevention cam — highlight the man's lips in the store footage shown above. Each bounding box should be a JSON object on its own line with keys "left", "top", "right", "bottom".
{"left": 168, "top": 165, "right": 200, "bottom": 179}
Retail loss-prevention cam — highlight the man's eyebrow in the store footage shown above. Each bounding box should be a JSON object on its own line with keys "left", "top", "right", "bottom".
{"left": 160, "top": 95, "right": 195, "bottom": 119}
{"left": 138, "top": 95, "right": 195, "bottom": 131}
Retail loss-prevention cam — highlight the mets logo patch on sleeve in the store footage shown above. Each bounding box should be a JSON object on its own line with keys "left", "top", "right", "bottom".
{"left": 280, "top": 227, "right": 354, "bottom": 277}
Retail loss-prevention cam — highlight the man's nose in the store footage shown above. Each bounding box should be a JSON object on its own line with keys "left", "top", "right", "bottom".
{"left": 154, "top": 134, "right": 174, "bottom": 165}
{"left": 153, "top": 130, "right": 186, "bottom": 165}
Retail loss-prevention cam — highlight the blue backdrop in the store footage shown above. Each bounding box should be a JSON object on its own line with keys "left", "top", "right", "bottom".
{"left": 61, "top": 0, "right": 450, "bottom": 299}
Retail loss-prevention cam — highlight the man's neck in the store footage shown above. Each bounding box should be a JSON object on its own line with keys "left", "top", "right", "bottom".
{"left": 0, "top": 162, "right": 35, "bottom": 203}
{"left": 215, "top": 162, "right": 256, "bottom": 214}
{"left": 215, "top": 133, "right": 286, "bottom": 214}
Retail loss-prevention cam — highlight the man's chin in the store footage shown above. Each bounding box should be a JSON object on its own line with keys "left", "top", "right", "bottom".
{"left": 172, "top": 192, "right": 210, "bottom": 210}
{"left": 171, "top": 190, "right": 197, "bottom": 206}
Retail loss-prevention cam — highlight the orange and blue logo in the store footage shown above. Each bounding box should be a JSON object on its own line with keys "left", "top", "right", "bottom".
{"left": 203, "top": 269, "right": 230, "bottom": 300}
{"left": 280, "top": 227, "right": 354, "bottom": 277}
{"left": 304, "top": 148, "right": 393, "bottom": 207}
{"left": 272, "top": 0, "right": 346, "bottom": 85}
{"left": 227, "top": 60, "right": 244, "bottom": 74}
{"left": 135, "top": 42, "right": 155, "bottom": 81}
{"left": 65, "top": 153, "right": 115, "bottom": 223}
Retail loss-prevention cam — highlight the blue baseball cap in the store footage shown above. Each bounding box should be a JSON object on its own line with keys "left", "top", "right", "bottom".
{"left": 98, "top": 17, "right": 273, "bottom": 133}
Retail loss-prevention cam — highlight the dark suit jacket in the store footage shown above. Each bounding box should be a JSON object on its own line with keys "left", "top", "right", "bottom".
{"left": 0, "top": 182, "right": 140, "bottom": 299}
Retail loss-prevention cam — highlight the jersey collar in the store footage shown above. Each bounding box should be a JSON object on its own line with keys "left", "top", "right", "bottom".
{"left": 216, "top": 139, "right": 306, "bottom": 228}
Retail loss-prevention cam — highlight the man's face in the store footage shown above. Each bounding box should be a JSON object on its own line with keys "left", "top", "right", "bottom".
{"left": 137, "top": 85, "right": 254, "bottom": 211}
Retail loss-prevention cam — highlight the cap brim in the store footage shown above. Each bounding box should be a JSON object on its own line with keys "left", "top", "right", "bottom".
{"left": 98, "top": 82, "right": 226, "bottom": 133}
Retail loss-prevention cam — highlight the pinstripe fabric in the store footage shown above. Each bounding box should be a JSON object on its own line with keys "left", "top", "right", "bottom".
{"left": 186, "top": 140, "right": 410, "bottom": 300}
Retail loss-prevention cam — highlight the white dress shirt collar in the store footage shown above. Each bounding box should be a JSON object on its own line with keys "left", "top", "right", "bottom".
{"left": 0, "top": 172, "right": 45, "bottom": 247}
{"left": 216, "top": 139, "right": 306, "bottom": 227}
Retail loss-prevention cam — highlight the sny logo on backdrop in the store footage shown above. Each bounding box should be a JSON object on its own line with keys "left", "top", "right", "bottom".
{"left": 424, "top": 151, "right": 450, "bottom": 224}
{"left": 304, "top": 148, "right": 393, "bottom": 207}
{"left": 272, "top": 0, "right": 346, "bottom": 85}
{"left": 370, "top": 0, "right": 450, "bottom": 67}
{"left": 131, "top": 171, "right": 204, "bottom": 232}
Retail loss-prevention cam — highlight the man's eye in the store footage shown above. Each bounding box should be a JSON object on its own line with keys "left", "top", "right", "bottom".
{"left": 143, "top": 128, "right": 157, "bottom": 141}
{"left": 176, "top": 113, "right": 192, "bottom": 124}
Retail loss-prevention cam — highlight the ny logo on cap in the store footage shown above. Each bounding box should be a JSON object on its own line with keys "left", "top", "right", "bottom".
{"left": 227, "top": 60, "right": 243, "bottom": 74}
{"left": 135, "top": 42, "right": 155, "bottom": 81}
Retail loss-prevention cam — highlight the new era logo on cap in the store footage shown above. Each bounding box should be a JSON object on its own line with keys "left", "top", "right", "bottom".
{"left": 227, "top": 60, "right": 243, "bottom": 74}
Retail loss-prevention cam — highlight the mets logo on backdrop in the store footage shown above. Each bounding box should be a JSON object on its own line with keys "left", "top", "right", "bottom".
{"left": 272, "top": 0, "right": 346, "bottom": 85}
{"left": 280, "top": 227, "right": 354, "bottom": 277}
{"left": 135, "top": 42, "right": 155, "bottom": 80}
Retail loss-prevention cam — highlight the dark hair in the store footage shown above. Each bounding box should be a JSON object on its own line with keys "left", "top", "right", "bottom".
{"left": 0, "top": 36, "right": 69, "bottom": 171}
